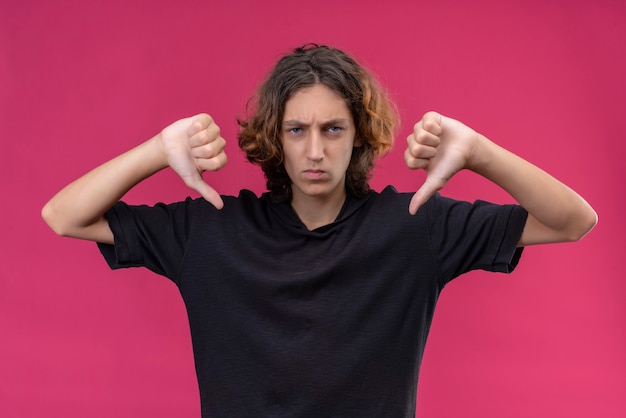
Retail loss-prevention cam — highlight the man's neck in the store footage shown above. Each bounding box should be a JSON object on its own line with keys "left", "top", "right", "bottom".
{"left": 291, "top": 190, "right": 346, "bottom": 231}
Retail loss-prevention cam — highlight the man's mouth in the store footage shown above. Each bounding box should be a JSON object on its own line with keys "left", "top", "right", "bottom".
{"left": 304, "top": 170, "right": 325, "bottom": 180}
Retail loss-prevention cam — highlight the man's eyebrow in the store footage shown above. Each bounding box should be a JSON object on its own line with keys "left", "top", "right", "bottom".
{"left": 282, "top": 118, "right": 350, "bottom": 126}
{"left": 282, "top": 120, "right": 306, "bottom": 127}
{"left": 322, "top": 118, "right": 350, "bottom": 126}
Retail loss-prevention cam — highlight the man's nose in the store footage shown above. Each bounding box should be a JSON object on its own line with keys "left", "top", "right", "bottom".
{"left": 306, "top": 131, "right": 324, "bottom": 161}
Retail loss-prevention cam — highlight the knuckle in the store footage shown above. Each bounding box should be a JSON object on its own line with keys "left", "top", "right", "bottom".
{"left": 196, "top": 130, "right": 209, "bottom": 143}
{"left": 207, "top": 159, "right": 222, "bottom": 171}
{"left": 201, "top": 147, "right": 215, "bottom": 159}
{"left": 423, "top": 120, "right": 437, "bottom": 133}
{"left": 416, "top": 130, "right": 428, "bottom": 142}
{"left": 201, "top": 152, "right": 227, "bottom": 172}
{"left": 403, "top": 152, "right": 418, "bottom": 169}
{"left": 424, "top": 110, "right": 438, "bottom": 120}
{"left": 208, "top": 124, "right": 220, "bottom": 137}
{"left": 409, "top": 142, "right": 422, "bottom": 156}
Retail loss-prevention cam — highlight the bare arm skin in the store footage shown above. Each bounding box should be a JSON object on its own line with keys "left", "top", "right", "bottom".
{"left": 405, "top": 111, "right": 597, "bottom": 246}
{"left": 41, "top": 114, "right": 227, "bottom": 244}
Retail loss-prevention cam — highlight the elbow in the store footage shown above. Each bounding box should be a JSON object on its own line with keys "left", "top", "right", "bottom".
{"left": 42, "top": 199, "right": 110, "bottom": 242}
{"left": 41, "top": 200, "right": 69, "bottom": 237}
{"left": 567, "top": 207, "right": 598, "bottom": 242}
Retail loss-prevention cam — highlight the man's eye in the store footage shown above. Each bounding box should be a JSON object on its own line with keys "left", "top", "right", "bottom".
{"left": 289, "top": 128, "right": 302, "bottom": 134}
{"left": 328, "top": 126, "right": 342, "bottom": 133}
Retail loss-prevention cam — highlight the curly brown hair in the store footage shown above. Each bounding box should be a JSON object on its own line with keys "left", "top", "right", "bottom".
{"left": 238, "top": 44, "right": 397, "bottom": 202}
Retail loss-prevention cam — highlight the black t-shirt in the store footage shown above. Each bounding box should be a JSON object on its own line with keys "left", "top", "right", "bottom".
{"left": 98, "top": 186, "right": 527, "bottom": 418}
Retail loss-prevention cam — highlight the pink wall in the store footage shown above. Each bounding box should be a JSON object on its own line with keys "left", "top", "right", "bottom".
{"left": 2, "top": 0, "right": 624, "bottom": 417}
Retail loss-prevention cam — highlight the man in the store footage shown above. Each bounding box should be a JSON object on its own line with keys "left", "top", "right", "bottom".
{"left": 42, "top": 44, "right": 597, "bottom": 417}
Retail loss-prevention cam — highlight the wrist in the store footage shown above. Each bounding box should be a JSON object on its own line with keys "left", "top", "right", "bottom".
{"left": 147, "top": 133, "right": 170, "bottom": 171}
{"left": 465, "top": 133, "right": 495, "bottom": 175}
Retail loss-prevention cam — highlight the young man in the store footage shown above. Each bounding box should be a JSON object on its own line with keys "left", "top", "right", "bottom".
{"left": 42, "top": 44, "right": 597, "bottom": 417}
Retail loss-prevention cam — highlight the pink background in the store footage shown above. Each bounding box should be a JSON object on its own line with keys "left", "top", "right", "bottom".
{"left": 2, "top": 0, "right": 625, "bottom": 417}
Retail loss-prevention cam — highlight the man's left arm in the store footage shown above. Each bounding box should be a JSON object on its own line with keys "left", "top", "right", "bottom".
{"left": 405, "top": 111, "right": 597, "bottom": 246}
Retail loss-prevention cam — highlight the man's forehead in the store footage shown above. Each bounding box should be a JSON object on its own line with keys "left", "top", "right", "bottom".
{"left": 282, "top": 85, "right": 352, "bottom": 123}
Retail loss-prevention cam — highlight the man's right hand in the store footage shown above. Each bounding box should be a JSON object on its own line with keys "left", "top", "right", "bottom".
{"left": 159, "top": 114, "right": 227, "bottom": 209}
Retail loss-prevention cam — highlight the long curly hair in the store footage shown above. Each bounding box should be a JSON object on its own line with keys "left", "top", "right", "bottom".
{"left": 238, "top": 44, "right": 397, "bottom": 202}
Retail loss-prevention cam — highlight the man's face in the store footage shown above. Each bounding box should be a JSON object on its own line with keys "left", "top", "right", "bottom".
{"left": 281, "top": 84, "right": 358, "bottom": 205}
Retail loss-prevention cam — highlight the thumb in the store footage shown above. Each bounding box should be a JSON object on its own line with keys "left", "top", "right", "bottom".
{"left": 409, "top": 175, "right": 446, "bottom": 215}
{"left": 181, "top": 172, "right": 224, "bottom": 210}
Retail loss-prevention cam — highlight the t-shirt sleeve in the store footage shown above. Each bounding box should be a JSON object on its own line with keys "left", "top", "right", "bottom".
{"left": 425, "top": 193, "right": 528, "bottom": 285}
{"left": 97, "top": 199, "right": 194, "bottom": 283}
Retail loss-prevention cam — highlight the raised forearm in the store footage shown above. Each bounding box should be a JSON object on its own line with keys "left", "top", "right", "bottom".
{"left": 468, "top": 134, "right": 597, "bottom": 245}
{"left": 42, "top": 135, "right": 167, "bottom": 241}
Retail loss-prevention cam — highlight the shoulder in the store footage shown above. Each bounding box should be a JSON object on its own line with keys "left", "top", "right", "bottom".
{"left": 113, "top": 190, "right": 265, "bottom": 226}
{"left": 179, "top": 189, "right": 263, "bottom": 209}
{"left": 185, "top": 189, "right": 266, "bottom": 220}
{"left": 370, "top": 185, "right": 412, "bottom": 205}
{"left": 368, "top": 185, "right": 438, "bottom": 216}
{"left": 356, "top": 186, "right": 430, "bottom": 232}
{"left": 366, "top": 186, "right": 518, "bottom": 227}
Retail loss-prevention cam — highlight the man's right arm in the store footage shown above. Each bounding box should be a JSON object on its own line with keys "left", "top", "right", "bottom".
{"left": 41, "top": 114, "right": 227, "bottom": 244}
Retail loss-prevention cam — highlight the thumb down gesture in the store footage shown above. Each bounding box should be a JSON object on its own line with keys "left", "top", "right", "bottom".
{"left": 404, "top": 111, "right": 481, "bottom": 215}
{"left": 160, "top": 114, "right": 227, "bottom": 209}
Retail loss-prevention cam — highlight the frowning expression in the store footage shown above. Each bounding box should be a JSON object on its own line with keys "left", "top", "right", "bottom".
{"left": 281, "top": 84, "right": 360, "bottom": 205}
